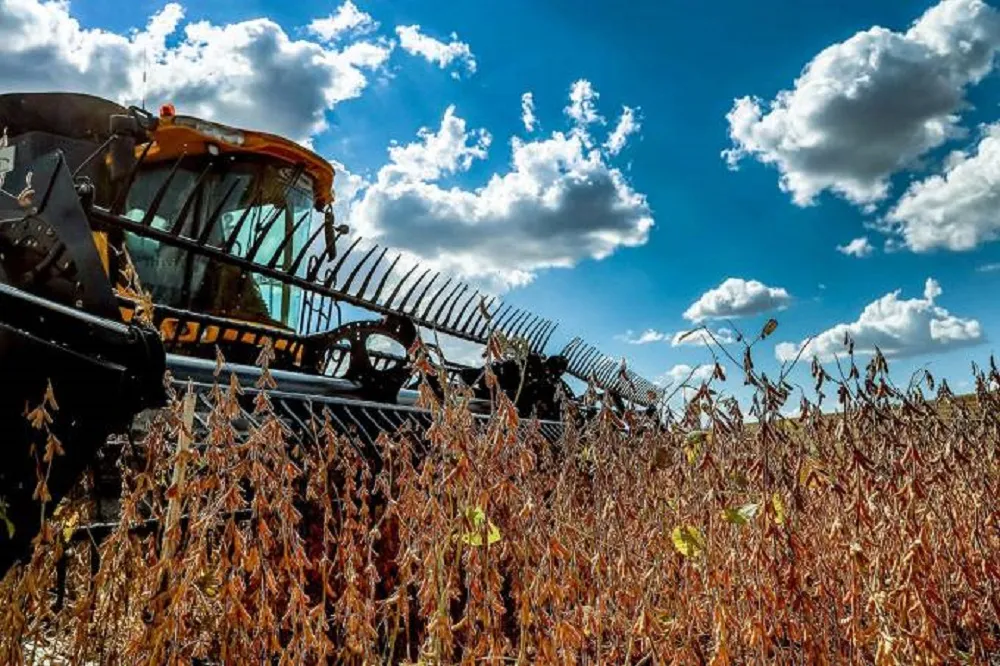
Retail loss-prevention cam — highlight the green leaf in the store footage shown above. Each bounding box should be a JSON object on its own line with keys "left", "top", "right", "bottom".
{"left": 671, "top": 525, "right": 705, "bottom": 558}
{"left": 722, "top": 503, "right": 759, "bottom": 526}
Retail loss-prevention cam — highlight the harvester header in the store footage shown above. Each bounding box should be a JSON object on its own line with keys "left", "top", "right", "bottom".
{"left": 0, "top": 91, "right": 662, "bottom": 574}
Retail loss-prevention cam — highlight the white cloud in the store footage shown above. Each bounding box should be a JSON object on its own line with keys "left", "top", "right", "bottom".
{"left": 887, "top": 122, "right": 1000, "bottom": 251}
{"left": 723, "top": 0, "right": 1000, "bottom": 207}
{"left": 565, "top": 79, "right": 603, "bottom": 127}
{"left": 683, "top": 278, "right": 791, "bottom": 323}
{"left": 344, "top": 85, "right": 653, "bottom": 291}
{"left": 308, "top": 1, "right": 377, "bottom": 42}
{"left": 604, "top": 106, "right": 640, "bottom": 156}
{"left": 775, "top": 278, "right": 983, "bottom": 362}
{"left": 836, "top": 237, "right": 875, "bottom": 257}
{"left": 617, "top": 328, "right": 669, "bottom": 345}
{"left": 978, "top": 262, "right": 1000, "bottom": 272}
{"left": 0, "top": 0, "right": 393, "bottom": 143}
{"left": 656, "top": 364, "right": 716, "bottom": 388}
{"left": 394, "top": 25, "right": 475, "bottom": 78}
{"left": 521, "top": 92, "right": 537, "bottom": 132}
{"left": 671, "top": 327, "right": 736, "bottom": 347}
{"left": 384, "top": 105, "right": 492, "bottom": 181}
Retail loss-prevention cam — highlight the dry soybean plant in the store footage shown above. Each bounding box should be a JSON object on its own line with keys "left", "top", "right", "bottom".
{"left": 1, "top": 321, "right": 999, "bottom": 665}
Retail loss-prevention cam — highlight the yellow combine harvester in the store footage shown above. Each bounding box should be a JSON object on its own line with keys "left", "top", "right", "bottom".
{"left": 0, "top": 92, "right": 662, "bottom": 573}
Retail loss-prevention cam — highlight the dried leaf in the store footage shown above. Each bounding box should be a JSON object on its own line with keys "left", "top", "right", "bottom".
{"left": 761, "top": 318, "right": 778, "bottom": 339}
{"left": 0, "top": 498, "right": 13, "bottom": 539}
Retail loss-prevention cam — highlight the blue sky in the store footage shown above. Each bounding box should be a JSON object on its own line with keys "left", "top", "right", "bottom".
{"left": 5, "top": 0, "right": 1000, "bottom": 409}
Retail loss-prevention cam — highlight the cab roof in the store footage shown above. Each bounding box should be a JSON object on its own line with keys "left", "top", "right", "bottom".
{"left": 141, "top": 105, "right": 335, "bottom": 210}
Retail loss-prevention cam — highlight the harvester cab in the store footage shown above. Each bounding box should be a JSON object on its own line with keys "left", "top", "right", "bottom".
{"left": 118, "top": 104, "right": 343, "bottom": 332}
{"left": 0, "top": 91, "right": 664, "bottom": 575}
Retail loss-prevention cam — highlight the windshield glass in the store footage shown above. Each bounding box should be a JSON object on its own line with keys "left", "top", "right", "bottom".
{"left": 121, "top": 155, "right": 316, "bottom": 330}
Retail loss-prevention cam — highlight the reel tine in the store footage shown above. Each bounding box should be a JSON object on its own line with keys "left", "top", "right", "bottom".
{"left": 539, "top": 321, "right": 560, "bottom": 352}
{"left": 341, "top": 244, "right": 381, "bottom": 295}
{"left": 198, "top": 178, "right": 241, "bottom": 246}
{"left": 418, "top": 276, "right": 453, "bottom": 320}
{"left": 599, "top": 358, "right": 620, "bottom": 385}
{"left": 245, "top": 164, "right": 305, "bottom": 263}
{"left": 384, "top": 262, "right": 421, "bottom": 309}
{"left": 141, "top": 154, "right": 186, "bottom": 227}
{"left": 370, "top": 253, "right": 402, "bottom": 304}
{"left": 560, "top": 337, "right": 583, "bottom": 360}
{"left": 267, "top": 209, "right": 313, "bottom": 269}
{"left": 580, "top": 348, "right": 604, "bottom": 377}
{"left": 498, "top": 305, "right": 524, "bottom": 333}
{"left": 442, "top": 285, "right": 469, "bottom": 328}
{"left": 169, "top": 159, "right": 214, "bottom": 236}
{"left": 246, "top": 206, "right": 291, "bottom": 264}
{"left": 222, "top": 187, "right": 263, "bottom": 254}
{"left": 506, "top": 311, "right": 534, "bottom": 341}
{"left": 523, "top": 318, "right": 549, "bottom": 351}
{"left": 355, "top": 247, "right": 390, "bottom": 301}
{"left": 433, "top": 283, "right": 467, "bottom": 326}
{"left": 404, "top": 271, "right": 440, "bottom": 314}
{"left": 481, "top": 303, "right": 513, "bottom": 338}
{"left": 288, "top": 219, "right": 328, "bottom": 276}
{"left": 564, "top": 338, "right": 588, "bottom": 366}
{"left": 449, "top": 289, "right": 479, "bottom": 330}
{"left": 325, "top": 236, "right": 364, "bottom": 288}
{"left": 396, "top": 268, "right": 440, "bottom": 312}
{"left": 464, "top": 295, "right": 496, "bottom": 335}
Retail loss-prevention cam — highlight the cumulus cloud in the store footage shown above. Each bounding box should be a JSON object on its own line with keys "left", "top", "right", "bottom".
{"left": 395, "top": 25, "right": 476, "bottom": 78}
{"left": 0, "top": 0, "right": 393, "bottom": 142}
{"left": 887, "top": 122, "right": 1000, "bottom": 251}
{"left": 837, "top": 237, "right": 875, "bottom": 257}
{"left": 775, "top": 278, "right": 983, "bottom": 362}
{"left": 344, "top": 84, "right": 652, "bottom": 291}
{"left": 308, "top": 1, "right": 377, "bottom": 42}
{"left": 723, "top": 0, "right": 1000, "bottom": 207}
{"left": 683, "top": 278, "right": 791, "bottom": 323}
{"left": 521, "top": 92, "right": 537, "bottom": 132}
{"left": 616, "top": 329, "right": 669, "bottom": 345}
{"left": 671, "top": 327, "right": 736, "bottom": 347}
{"left": 604, "top": 106, "right": 641, "bottom": 156}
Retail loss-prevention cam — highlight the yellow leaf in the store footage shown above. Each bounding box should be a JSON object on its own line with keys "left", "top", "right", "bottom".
{"left": 684, "top": 430, "right": 706, "bottom": 465}
{"left": 671, "top": 525, "right": 706, "bottom": 558}
{"left": 461, "top": 506, "right": 502, "bottom": 547}
{"left": 60, "top": 510, "right": 79, "bottom": 543}
{"left": 772, "top": 493, "right": 786, "bottom": 525}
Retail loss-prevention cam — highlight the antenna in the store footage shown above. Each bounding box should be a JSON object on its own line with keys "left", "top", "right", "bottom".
{"left": 142, "top": 46, "right": 148, "bottom": 110}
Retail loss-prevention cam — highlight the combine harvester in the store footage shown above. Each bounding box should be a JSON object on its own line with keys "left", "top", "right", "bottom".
{"left": 0, "top": 92, "right": 661, "bottom": 575}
